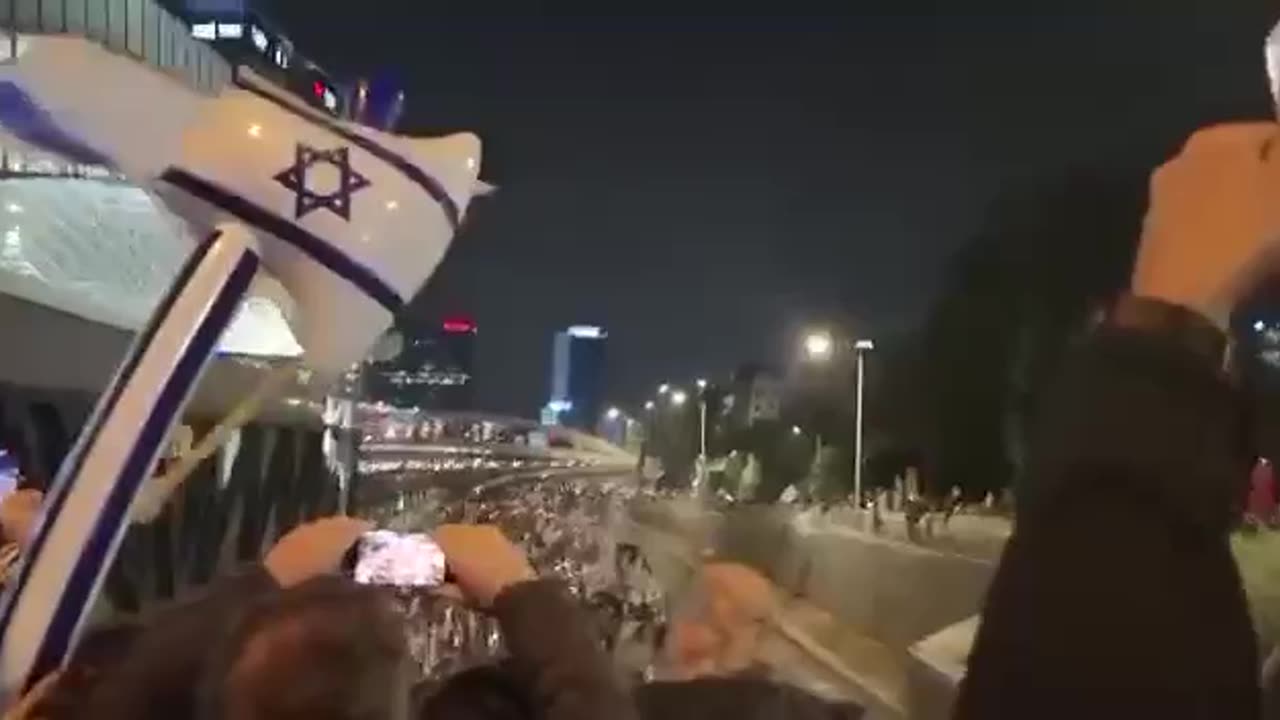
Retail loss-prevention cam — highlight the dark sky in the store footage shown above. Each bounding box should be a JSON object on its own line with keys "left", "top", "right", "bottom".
{"left": 258, "top": 1, "right": 1277, "bottom": 416}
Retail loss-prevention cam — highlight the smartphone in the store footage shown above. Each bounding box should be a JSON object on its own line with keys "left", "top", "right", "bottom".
{"left": 344, "top": 529, "right": 447, "bottom": 588}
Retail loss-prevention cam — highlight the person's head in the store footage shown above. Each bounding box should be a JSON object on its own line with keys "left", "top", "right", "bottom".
{"left": 200, "top": 576, "right": 412, "bottom": 720}
{"left": 31, "top": 621, "right": 143, "bottom": 720}
{"left": 415, "top": 662, "right": 533, "bottom": 720}
{"left": 663, "top": 562, "right": 777, "bottom": 680}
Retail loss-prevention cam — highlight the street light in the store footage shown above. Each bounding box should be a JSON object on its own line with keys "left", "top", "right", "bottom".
{"left": 695, "top": 379, "right": 709, "bottom": 490}
{"left": 658, "top": 383, "right": 671, "bottom": 395}
{"left": 804, "top": 331, "right": 834, "bottom": 361}
{"left": 801, "top": 329, "right": 875, "bottom": 506}
{"left": 852, "top": 339, "right": 874, "bottom": 505}
{"left": 644, "top": 400, "right": 656, "bottom": 411}
{"left": 670, "top": 389, "right": 688, "bottom": 406}
{"left": 606, "top": 407, "right": 621, "bottom": 421}
{"left": 792, "top": 425, "right": 803, "bottom": 435}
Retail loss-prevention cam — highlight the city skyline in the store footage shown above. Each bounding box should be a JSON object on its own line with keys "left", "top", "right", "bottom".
{"left": 257, "top": 1, "right": 1277, "bottom": 417}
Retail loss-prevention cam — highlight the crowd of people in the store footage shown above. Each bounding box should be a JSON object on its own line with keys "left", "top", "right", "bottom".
{"left": 0, "top": 120, "right": 1275, "bottom": 719}
{"left": 0, "top": 469, "right": 866, "bottom": 719}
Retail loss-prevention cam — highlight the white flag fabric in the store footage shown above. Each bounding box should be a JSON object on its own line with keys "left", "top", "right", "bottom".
{"left": 1268, "top": 19, "right": 1280, "bottom": 114}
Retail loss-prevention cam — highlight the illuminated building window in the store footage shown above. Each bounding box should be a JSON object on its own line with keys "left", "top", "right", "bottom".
{"left": 251, "top": 25, "right": 269, "bottom": 52}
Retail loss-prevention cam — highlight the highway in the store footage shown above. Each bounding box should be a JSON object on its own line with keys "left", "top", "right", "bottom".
{"left": 367, "top": 465, "right": 889, "bottom": 716}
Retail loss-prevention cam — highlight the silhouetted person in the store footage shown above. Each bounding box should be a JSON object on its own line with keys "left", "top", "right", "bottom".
{"left": 957, "top": 123, "right": 1280, "bottom": 718}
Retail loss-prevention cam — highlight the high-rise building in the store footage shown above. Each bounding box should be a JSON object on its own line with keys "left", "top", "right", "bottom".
{"left": 366, "top": 318, "right": 477, "bottom": 411}
{"left": 545, "top": 325, "right": 607, "bottom": 429}
{"left": 727, "top": 364, "right": 782, "bottom": 430}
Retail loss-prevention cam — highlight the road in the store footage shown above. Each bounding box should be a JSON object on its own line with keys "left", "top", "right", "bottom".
{"left": 368, "top": 468, "right": 898, "bottom": 717}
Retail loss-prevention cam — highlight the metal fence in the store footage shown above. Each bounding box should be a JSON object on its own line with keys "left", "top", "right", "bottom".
{"left": 0, "top": 0, "right": 230, "bottom": 95}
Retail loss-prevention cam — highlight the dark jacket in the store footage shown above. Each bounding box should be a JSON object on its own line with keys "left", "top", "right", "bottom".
{"left": 77, "top": 566, "right": 279, "bottom": 719}
{"left": 81, "top": 570, "right": 636, "bottom": 720}
{"left": 955, "top": 328, "right": 1259, "bottom": 719}
{"left": 635, "top": 676, "right": 864, "bottom": 720}
{"left": 493, "top": 578, "right": 639, "bottom": 720}
{"left": 425, "top": 663, "right": 861, "bottom": 720}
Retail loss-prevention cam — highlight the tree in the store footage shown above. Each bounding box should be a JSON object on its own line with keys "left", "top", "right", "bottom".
{"left": 920, "top": 170, "right": 1146, "bottom": 497}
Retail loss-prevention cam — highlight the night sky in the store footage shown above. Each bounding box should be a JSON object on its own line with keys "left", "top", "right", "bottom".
{"left": 259, "top": 1, "right": 1277, "bottom": 416}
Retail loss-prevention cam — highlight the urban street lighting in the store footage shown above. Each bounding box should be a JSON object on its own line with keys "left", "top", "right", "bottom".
{"left": 804, "top": 330, "right": 834, "bottom": 361}
{"left": 696, "top": 379, "right": 709, "bottom": 490}
{"left": 644, "top": 400, "right": 656, "bottom": 411}
{"left": 670, "top": 389, "right": 688, "bottom": 406}
{"left": 792, "top": 425, "right": 803, "bottom": 435}
{"left": 658, "top": 383, "right": 671, "bottom": 395}
{"left": 800, "top": 329, "right": 875, "bottom": 505}
{"left": 852, "top": 339, "right": 874, "bottom": 504}
{"left": 606, "top": 407, "right": 621, "bottom": 421}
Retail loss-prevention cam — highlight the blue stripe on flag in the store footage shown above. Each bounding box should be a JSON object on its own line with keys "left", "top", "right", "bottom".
{"left": 29, "top": 249, "right": 259, "bottom": 682}
{"left": 0, "top": 233, "right": 220, "bottom": 644}
{"left": 160, "top": 168, "right": 405, "bottom": 315}
{"left": 0, "top": 83, "right": 114, "bottom": 167}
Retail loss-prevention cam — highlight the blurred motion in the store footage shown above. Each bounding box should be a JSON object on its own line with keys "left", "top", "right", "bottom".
{"left": 0, "top": 4, "right": 1279, "bottom": 720}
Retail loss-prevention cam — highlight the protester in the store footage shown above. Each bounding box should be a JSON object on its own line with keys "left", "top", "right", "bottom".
{"left": 1249, "top": 459, "right": 1278, "bottom": 528}
{"left": 76, "top": 518, "right": 635, "bottom": 720}
{"left": 28, "top": 622, "right": 144, "bottom": 720}
{"left": 418, "top": 560, "right": 862, "bottom": 720}
{"left": 640, "top": 561, "right": 863, "bottom": 719}
{"left": 0, "top": 488, "right": 42, "bottom": 550}
{"left": 0, "top": 488, "right": 43, "bottom": 585}
{"left": 956, "top": 123, "right": 1280, "bottom": 718}
{"left": 662, "top": 562, "right": 776, "bottom": 680}
{"left": 197, "top": 575, "right": 413, "bottom": 720}
{"left": 77, "top": 516, "right": 368, "bottom": 719}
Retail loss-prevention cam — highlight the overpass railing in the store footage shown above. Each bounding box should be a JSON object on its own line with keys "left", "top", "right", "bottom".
{"left": 1, "top": 0, "right": 231, "bottom": 95}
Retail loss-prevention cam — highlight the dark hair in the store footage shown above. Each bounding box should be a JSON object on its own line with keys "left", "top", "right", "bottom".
{"left": 416, "top": 662, "right": 533, "bottom": 720}
{"left": 32, "top": 622, "right": 144, "bottom": 720}
{"left": 199, "top": 576, "right": 410, "bottom": 720}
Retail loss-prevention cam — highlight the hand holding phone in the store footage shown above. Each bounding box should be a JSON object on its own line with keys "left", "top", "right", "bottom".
{"left": 265, "top": 516, "right": 372, "bottom": 588}
{"left": 433, "top": 524, "right": 535, "bottom": 609}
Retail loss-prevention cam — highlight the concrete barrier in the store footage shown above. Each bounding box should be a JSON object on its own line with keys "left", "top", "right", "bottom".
{"left": 628, "top": 498, "right": 999, "bottom": 717}
{"left": 707, "top": 506, "right": 995, "bottom": 653}
{"left": 906, "top": 617, "right": 979, "bottom": 720}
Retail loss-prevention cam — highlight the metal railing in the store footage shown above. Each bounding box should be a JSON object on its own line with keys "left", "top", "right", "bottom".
{"left": 0, "top": 0, "right": 230, "bottom": 95}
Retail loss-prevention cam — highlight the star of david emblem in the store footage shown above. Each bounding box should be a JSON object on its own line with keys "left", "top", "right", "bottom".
{"left": 273, "top": 144, "right": 372, "bottom": 221}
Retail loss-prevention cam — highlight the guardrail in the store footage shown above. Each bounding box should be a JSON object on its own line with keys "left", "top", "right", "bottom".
{"left": 0, "top": 0, "right": 230, "bottom": 94}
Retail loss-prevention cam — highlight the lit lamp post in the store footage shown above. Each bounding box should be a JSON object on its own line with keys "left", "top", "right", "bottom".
{"left": 668, "top": 388, "right": 698, "bottom": 491}
{"left": 696, "top": 379, "right": 709, "bottom": 480}
{"left": 803, "top": 330, "right": 875, "bottom": 505}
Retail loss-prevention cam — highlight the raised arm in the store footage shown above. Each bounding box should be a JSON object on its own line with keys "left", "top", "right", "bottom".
{"left": 957, "top": 124, "right": 1280, "bottom": 719}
